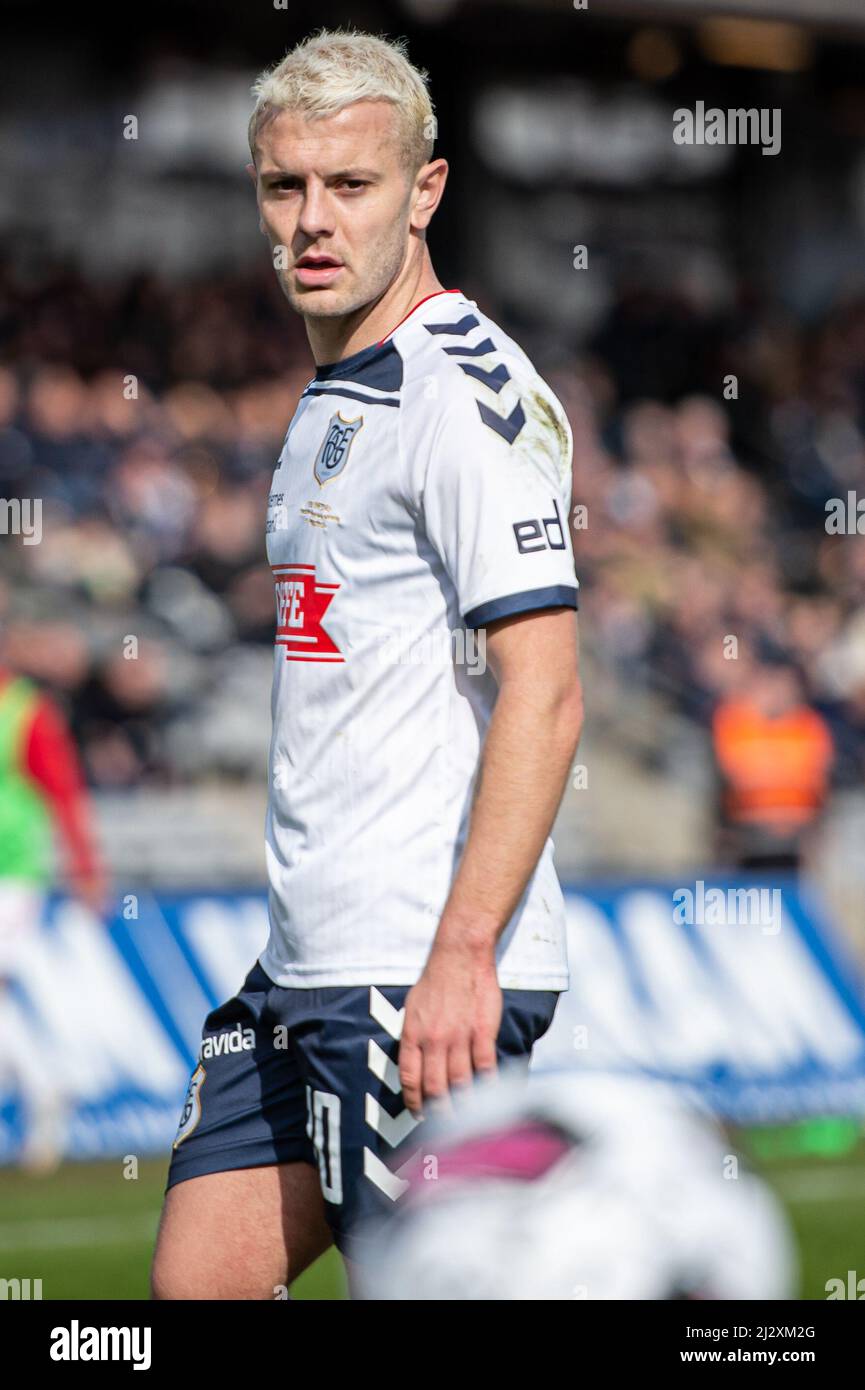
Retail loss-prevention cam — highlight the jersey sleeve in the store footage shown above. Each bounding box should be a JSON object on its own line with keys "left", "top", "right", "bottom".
{"left": 419, "top": 378, "right": 579, "bottom": 629}
{"left": 24, "top": 695, "right": 101, "bottom": 879}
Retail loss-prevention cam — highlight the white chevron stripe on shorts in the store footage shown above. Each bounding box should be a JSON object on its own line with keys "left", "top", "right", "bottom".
{"left": 363, "top": 986, "right": 419, "bottom": 1200}
{"left": 365, "top": 1093, "right": 419, "bottom": 1148}
{"left": 369, "top": 986, "right": 404, "bottom": 1040}
{"left": 367, "top": 1037, "right": 402, "bottom": 1094}
{"left": 363, "top": 1146, "right": 411, "bottom": 1201}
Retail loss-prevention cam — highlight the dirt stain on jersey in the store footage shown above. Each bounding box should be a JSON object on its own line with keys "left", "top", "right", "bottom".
{"left": 525, "top": 389, "right": 570, "bottom": 479}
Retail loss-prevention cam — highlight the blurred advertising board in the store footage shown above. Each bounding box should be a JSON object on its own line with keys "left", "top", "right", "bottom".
{"left": 1, "top": 877, "right": 864, "bottom": 1161}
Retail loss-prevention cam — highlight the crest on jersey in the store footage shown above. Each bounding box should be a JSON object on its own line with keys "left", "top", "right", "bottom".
{"left": 173, "top": 1064, "right": 205, "bottom": 1149}
{"left": 313, "top": 412, "right": 363, "bottom": 486}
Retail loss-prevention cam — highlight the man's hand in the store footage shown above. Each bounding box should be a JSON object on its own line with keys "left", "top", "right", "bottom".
{"left": 399, "top": 944, "right": 502, "bottom": 1117}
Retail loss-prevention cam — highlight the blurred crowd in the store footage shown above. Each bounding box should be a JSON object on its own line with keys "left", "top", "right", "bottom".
{"left": 2, "top": 253, "right": 865, "bottom": 863}
{"left": 559, "top": 286, "right": 865, "bottom": 863}
{"left": 0, "top": 257, "right": 317, "bottom": 789}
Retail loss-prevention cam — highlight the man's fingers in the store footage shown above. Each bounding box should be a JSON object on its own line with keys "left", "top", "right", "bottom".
{"left": 420, "top": 1040, "right": 448, "bottom": 1106}
{"left": 471, "top": 1030, "right": 498, "bottom": 1077}
{"left": 447, "top": 1042, "right": 473, "bottom": 1093}
{"left": 401, "top": 1010, "right": 500, "bottom": 1116}
{"left": 399, "top": 1038, "right": 423, "bottom": 1116}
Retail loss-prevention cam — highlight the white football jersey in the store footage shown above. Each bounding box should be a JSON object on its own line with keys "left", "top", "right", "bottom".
{"left": 259, "top": 290, "right": 579, "bottom": 989}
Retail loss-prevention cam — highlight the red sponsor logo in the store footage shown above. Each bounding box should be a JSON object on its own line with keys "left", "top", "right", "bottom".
{"left": 272, "top": 563, "right": 343, "bottom": 662}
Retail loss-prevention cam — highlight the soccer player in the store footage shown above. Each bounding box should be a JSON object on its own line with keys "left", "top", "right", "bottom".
{"left": 151, "top": 29, "right": 583, "bottom": 1299}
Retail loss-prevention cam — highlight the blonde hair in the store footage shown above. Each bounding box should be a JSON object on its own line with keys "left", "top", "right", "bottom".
{"left": 249, "top": 29, "right": 435, "bottom": 174}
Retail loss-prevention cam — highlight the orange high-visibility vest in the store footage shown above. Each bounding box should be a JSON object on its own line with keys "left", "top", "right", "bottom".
{"left": 712, "top": 699, "right": 833, "bottom": 829}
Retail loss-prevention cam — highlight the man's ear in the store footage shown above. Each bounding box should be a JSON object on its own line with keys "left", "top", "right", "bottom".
{"left": 411, "top": 158, "right": 448, "bottom": 231}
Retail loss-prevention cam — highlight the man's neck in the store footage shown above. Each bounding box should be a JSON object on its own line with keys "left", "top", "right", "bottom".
{"left": 304, "top": 250, "right": 445, "bottom": 366}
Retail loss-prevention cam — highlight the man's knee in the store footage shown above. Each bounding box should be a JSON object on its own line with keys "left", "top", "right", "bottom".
{"left": 150, "top": 1243, "right": 280, "bottom": 1301}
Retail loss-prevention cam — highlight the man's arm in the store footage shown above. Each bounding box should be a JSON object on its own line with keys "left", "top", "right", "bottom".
{"left": 399, "top": 606, "right": 582, "bottom": 1114}
{"left": 25, "top": 696, "right": 107, "bottom": 914}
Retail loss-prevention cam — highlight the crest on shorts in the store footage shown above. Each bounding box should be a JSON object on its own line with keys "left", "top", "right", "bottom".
{"left": 313, "top": 412, "right": 363, "bottom": 486}
{"left": 173, "top": 1063, "right": 205, "bottom": 1149}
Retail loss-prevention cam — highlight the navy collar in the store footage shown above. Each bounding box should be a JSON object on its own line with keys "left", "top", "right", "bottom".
{"left": 314, "top": 338, "right": 396, "bottom": 382}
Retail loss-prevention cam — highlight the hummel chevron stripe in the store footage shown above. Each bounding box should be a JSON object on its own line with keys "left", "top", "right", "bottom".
{"left": 363, "top": 1147, "right": 411, "bottom": 1201}
{"left": 365, "top": 1093, "right": 419, "bottom": 1148}
{"left": 477, "top": 398, "right": 526, "bottom": 444}
{"left": 367, "top": 1038, "right": 401, "bottom": 1094}
{"left": 369, "top": 986, "right": 405, "bottom": 1040}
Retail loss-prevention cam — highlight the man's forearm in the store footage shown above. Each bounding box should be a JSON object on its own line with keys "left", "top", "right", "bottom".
{"left": 430, "top": 678, "right": 583, "bottom": 964}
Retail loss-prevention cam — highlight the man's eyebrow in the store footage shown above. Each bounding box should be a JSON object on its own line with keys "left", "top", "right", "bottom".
{"left": 258, "top": 167, "right": 382, "bottom": 181}
{"left": 328, "top": 168, "right": 381, "bottom": 180}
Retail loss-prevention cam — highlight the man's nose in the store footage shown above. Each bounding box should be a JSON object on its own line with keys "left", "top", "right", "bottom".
{"left": 297, "top": 181, "right": 335, "bottom": 240}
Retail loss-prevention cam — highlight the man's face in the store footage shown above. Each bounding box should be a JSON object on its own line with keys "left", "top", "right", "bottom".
{"left": 252, "top": 101, "right": 417, "bottom": 321}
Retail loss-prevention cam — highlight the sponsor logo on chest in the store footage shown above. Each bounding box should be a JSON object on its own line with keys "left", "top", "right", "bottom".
{"left": 272, "top": 562, "right": 344, "bottom": 662}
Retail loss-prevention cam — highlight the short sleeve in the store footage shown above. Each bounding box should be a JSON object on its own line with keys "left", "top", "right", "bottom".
{"left": 420, "top": 380, "right": 579, "bottom": 629}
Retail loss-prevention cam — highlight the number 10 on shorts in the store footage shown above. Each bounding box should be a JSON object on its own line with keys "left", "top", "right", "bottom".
{"left": 305, "top": 1087, "right": 343, "bottom": 1204}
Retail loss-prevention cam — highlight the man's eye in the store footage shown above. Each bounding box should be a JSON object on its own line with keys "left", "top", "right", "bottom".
{"left": 340, "top": 180, "right": 367, "bottom": 191}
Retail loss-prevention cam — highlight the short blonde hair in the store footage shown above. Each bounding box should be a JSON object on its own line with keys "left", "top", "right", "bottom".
{"left": 249, "top": 29, "right": 436, "bottom": 175}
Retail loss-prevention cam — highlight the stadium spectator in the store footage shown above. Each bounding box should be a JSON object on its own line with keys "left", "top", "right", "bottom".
{"left": 711, "top": 660, "right": 834, "bottom": 871}
{"left": 0, "top": 662, "right": 105, "bottom": 1168}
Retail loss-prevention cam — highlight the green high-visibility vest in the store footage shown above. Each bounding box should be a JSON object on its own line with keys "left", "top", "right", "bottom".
{"left": 0, "top": 678, "right": 53, "bottom": 882}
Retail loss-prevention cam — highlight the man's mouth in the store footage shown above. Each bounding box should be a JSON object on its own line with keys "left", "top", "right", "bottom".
{"left": 294, "top": 254, "right": 345, "bottom": 287}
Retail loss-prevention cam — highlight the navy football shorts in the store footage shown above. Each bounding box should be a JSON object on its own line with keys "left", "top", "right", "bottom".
{"left": 165, "top": 960, "right": 559, "bottom": 1256}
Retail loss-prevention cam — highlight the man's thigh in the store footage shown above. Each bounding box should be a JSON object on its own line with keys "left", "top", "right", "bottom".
{"left": 151, "top": 1162, "right": 331, "bottom": 1299}
{"left": 152, "top": 962, "right": 331, "bottom": 1299}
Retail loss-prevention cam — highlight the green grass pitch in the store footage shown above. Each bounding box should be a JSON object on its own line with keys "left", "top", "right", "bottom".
{"left": 0, "top": 1128, "right": 863, "bottom": 1300}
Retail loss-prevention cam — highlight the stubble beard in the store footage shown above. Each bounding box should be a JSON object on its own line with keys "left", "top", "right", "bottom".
{"left": 276, "top": 226, "right": 408, "bottom": 327}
